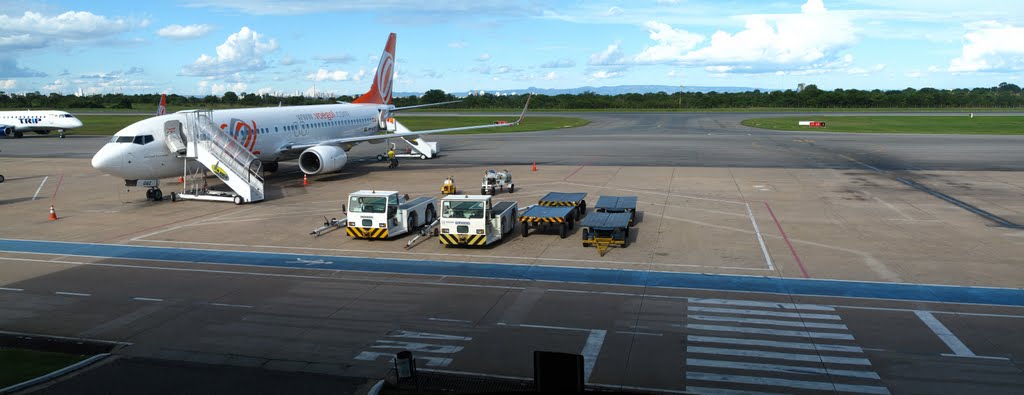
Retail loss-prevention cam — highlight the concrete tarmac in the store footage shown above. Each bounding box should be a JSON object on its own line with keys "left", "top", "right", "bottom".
{"left": 1, "top": 112, "right": 1023, "bottom": 394}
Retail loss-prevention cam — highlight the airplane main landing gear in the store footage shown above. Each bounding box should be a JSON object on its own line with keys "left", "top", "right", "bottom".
{"left": 59, "top": 130, "right": 66, "bottom": 139}
{"left": 145, "top": 187, "right": 164, "bottom": 201}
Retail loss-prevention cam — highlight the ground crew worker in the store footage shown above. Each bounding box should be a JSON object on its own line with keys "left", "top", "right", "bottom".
{"left": 387, "top": 148, "right": 397, "bottom": 168}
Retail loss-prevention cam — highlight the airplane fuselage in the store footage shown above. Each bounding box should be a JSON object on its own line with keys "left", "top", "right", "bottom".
{"left": 91, "top": 102, "right": 390, "bottom": 180}
{"left": 0, "top": 110, "right": 83, "bottom": 137}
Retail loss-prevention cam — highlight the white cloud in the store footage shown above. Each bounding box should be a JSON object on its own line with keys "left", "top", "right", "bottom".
{"left": 949, "top": 21, "right": 1024, "bottom": 72}
{"left": 352, "top": 68, "right": 367, "bottom": 81}
{"left": 0, "top": 79, "right": 16, "bottom": 89}
{"left": 448, "top": 41, "right": 468, "bottom": 49}
{"left": 540, "top": 58, "right": 576, "bottom": 68}
{"left": 589, "top": 42, "right": 625, "bottom": 65}
{"left": 624, "top": 0, "right": 857, "bottom": 74}
{"left": 602, "top": 7, "right": 623, "bottom": 17}
{"left": 906, "top": 70, "right": 923, "bottom": 78}
{"left": 279, "top": 56, "right": 302, "bottom": 66}
{"left": 476, "top": 53, "right": 492, "bottom": 61}
{"left": 207, "top": 82, "right": 247, "bottom": 95}
{"left": 632, "top": 21, "right": 705, "bottom": 64}
{"left": 315, "top": 54, "right": 356, "bottom": 64}
{"left": 180, "top": 27, "right": 279, "bottom": 76}
{"left": 257, "top": 87, "right": 274, "bottom": 95}
{"left": 542, "top": 71, "right": 558, "bottom": 81}
{"left": 847, "top": 64, "right": 886, "bottom": 75}
{"left": 591, "top": 70, "right": 621, "bottom": 79}
{"left": 307, "top": 68, "right": 350, "bottom": 81}
{"left": 0, "top": 10, "right": 142, "bottom": 50}
{"left": 157, "top": 24, "right": 214, "bottom": 39}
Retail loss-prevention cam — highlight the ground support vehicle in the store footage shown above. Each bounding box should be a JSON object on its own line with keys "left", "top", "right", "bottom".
{"left": 481, "top": 170, "right": 514, "bottom": 195}
{"left": 580, "top": 212, "right": 633, "bottom": 256}
{"left": 345, "top": 191, "right": 436, "bottom": 239}
{"left": 594, "top": 195, "right": 638, "bottom": 226}
{"left": 538, "top": 192, "right": 587, "bottom": 218}
{"left": 438, "top": 195, "right": 518, "bottom": 246}
{"left": 442, "top": 177, "right": 457, "bottom": 195}
{"left": 519, "top": 205, "right": 577, "bottom": 238}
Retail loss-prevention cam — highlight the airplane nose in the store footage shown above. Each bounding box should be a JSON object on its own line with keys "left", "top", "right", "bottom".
{"left": 91, "top": 145, "right": 120, "bottom": 175}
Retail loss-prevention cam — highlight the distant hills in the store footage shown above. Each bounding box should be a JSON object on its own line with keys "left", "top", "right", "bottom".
{"left": 393, "top": 85, "right": 762, "bottom": 98}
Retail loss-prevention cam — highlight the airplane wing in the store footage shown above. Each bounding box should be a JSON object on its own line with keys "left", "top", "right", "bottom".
{"left": 391, "top": 100, "right": 461, "bottom": 111}
{"left": 281, "top": 95, "right": 531, "bottom": 152}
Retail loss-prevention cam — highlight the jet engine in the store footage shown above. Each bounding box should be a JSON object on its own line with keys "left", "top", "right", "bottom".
{"left": 298, "top": 145, "right": 348, "bottom": 175}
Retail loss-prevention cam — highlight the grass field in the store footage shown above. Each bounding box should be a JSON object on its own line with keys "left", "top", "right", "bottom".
{"left": 0, "top": 349, "right": 87, "bottom": 387}
{"left": 742, "top": 116, "right": 1024, "bottom": 135}
{"left": 70, "top": 115, "right": 588, "bottom": 136}
{"left": 75, "top": 114, "right": 150, "bottom": 135}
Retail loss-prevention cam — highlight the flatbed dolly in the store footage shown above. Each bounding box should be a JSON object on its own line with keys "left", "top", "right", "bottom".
{"left": 538, "top": 192, "right": 588, "bottom": 217}
{"left": 580, "top": 212, "right": 633, "bottom": 256}
{"left": 519, "top": 205, "right": 577, "bottom": 238}
{"left": 594, "top": 195, "right": 637, "bottom": 226}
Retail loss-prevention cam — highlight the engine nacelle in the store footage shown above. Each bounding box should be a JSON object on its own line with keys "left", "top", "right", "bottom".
{"left": 299, "top": 145, "right": 348, "bottom": 175}
{"left": 1, "top": 126, "right": 13, "bottom": 137}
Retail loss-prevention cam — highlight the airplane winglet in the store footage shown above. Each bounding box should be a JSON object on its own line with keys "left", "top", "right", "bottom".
{"left": 514, "top": 94, "right": 532, "bottom": 125}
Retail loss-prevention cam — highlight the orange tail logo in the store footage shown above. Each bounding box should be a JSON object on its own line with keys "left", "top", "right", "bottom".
{"left": 353, "top": 33, "right": 396, "bottom": 105}
{"left": 157, "top": 94, "right": 167, "bottom": 115}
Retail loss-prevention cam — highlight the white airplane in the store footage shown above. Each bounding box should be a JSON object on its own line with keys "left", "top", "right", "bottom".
{"left": 91, "top": 33, "right": 528, "bottom": 201}
{"left": 1, "top": 110, "right": 83, "bottom": 138}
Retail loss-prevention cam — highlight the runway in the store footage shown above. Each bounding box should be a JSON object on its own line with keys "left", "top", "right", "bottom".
{"left": 2, "top": 112, "right": 1023, "bottom": 394}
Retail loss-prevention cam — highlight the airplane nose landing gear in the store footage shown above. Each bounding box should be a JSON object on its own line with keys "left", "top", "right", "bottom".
{"left": 145, "top": 187, "right": 164, "bottom": 201}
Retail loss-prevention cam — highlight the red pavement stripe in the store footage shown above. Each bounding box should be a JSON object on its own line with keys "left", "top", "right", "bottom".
{"left": 764, "top": 202, "right": 809, "bottom": 278}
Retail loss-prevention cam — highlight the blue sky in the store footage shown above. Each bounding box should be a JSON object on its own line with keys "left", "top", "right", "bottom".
{"left": 1, "top": 0, "right": 1022, "bottom": 96}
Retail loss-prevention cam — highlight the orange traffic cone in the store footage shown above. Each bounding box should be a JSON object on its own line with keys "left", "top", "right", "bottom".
{"left": 532, "top": 162, "right": 537, "bottom": 172}
{"left": 303, "top": 174, "right": 309, "bottom": 186}
{"left": 48, "top": 205, "right": 58, "bottom": 221}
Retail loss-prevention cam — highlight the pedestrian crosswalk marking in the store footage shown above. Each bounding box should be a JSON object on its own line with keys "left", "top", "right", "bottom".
{"left": 687, "top": 372, "right": 892, "bottom": 395}
{"left": 687, "top": 324, "right": 856, "bottom": 340}
{"left": 688, "top": 306, "right": 841, "bottom": 321}
{"left": 688, "top": 298, "right": 836, "bottom": 311}
{"left": 690, "top": 314, "right": 850, "bottom": 330}
{"left": 687, "top": 358, "right": 882, "bottom": 380}
{"left": 687, "top": 335, "right": 864, "bottom": 353}
{"left": 687, "top": 346, "right": 873, "bottom": 366}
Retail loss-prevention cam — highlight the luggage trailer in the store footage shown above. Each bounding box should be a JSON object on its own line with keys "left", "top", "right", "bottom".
{"left": 580, "top": 212, "right": 633, "bottom": 256}
{"left": 594, "top": 195, "right": 638, "bottom": 226}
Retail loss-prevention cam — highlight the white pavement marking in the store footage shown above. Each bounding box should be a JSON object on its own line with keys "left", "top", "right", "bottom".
{"left": 689, "top": 298, "right": 835, "bottom": 311}
{"left": 873, "top": 196, "right": 914, "bottom": 220}
{"left": 54, "top": 291, "right": 90, "bottom": 297}
{"left": 32, "top": 176, "right": 48, "bottom": 200}
{"left": 132, "top": 297, "right": 163, "bottom": 302}
{"left": 746, "top": 203, "right": 775, "bottom": 271}
{"left": 354, "top": 351, "right": 454, "bottom": 367}
{"left": 427, "top": 317, "right": 473, "bottom": 324}
{"left": 497, "top": 322, "right": 592, "bottom": 332}
{"left": 372, "top": 340, "right": 465, "bottom": 354}
{"left": 581, "top": 329, "right": 606, "bottom": 383}
{"left": 688, "top": 306, "right": 841, "bottom": 321}
{"left": 688, "top": 335, "right": 864, "bottom": 353}
{"left": 387, "top": 331, "right": 472, "bottom": 341}
{"left": 687, "top": 324, "right": 855, "bottom": 340}
{"left": 615, "top": 330, "right": 663, "bottom": 337}
{"left": 687, "top": 358, "right": 881, "bottom": 380}
{"left": 690, "top": 315, "right": 849, "bottom": 330}
{"left": 209, "top": 303, "right": 252, "bottom": 308}
{"left": 0, "top": 287, "right": 24, "bottom": 292}
{"left": 914, "top": 310, "right": 977, "bottom": 358}
{"left": 687, "top": 372, "right": 891, "bottom": 395}
{"left": 687, "top": 346, "right": 872, "bottom": 366}
{"left": 684, "top": 386, "right": 790, "bottom": 395}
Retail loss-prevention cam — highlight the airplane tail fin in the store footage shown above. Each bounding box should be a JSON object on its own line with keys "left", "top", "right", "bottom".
{"left": 353, "top": 33, "right": 396, "bottom": 105}
{"left": 157, "top": 94, "right": 167, "bottom": 115}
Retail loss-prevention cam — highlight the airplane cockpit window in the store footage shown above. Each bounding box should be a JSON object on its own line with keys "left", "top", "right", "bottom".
{"left": 114, "top": 136, "right": 134, "bottom": 143}
{"left": 132, "top": 135, "right": 154, "bottom": 145}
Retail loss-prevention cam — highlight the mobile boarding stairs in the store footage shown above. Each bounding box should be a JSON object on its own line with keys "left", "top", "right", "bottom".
{"left": 164, "top": 110, "right": 264, "bottom": 204}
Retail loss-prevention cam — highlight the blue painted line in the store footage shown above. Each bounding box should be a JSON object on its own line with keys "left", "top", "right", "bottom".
{"left": 1, "top": 238, "right": 1022, "bottom": 307}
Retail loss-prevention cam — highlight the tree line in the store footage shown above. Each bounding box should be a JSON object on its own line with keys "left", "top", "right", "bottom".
{"left": 1, "top": 83, "right": 1021, "bottom": 111}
